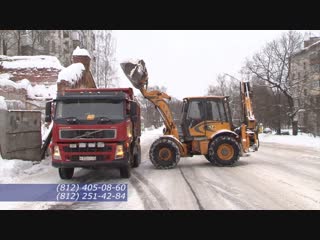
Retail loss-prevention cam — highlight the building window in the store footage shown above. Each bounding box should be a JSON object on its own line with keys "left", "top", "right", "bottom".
{"left": 52, "top": 41, "right": 55, "bottom": 52}
{"left": 20, "top": 30, "right": 28, "bottom": 35}
{"left": 63, "top": 31, "right": 69, "bottom": 38}
{"left": 304, "top": 89, "right": 308, "bottom": 96}
{"left": 38, "top": 34, "right": 45, "bottom": 45}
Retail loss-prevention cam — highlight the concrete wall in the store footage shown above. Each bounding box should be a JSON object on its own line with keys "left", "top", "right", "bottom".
{"left": 0, "top": 110, "right": 41, "bottom": 161}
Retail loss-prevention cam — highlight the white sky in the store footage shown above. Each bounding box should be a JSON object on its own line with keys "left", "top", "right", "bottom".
{"left": 114, "top": 30, "right": 314, "bottom": 100}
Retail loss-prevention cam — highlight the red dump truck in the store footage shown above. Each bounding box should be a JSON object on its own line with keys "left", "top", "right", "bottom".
{"left": 45, "top": 88, "right": 141, "bottom": 179}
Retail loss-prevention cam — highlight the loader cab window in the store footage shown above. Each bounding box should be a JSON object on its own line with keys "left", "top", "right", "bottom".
{"left": 206, "top": 99, "right": 227, "bottom": 122}
{"left": 187, "top": 101, "right": 201, "bottom": 119}
{"left": 185, "top": 100, "right": 206, "bottom": 129}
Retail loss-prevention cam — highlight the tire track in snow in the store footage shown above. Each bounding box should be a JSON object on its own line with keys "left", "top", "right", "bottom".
{"left": 178, "top": 167, "right": 204, "bottom": 210}
{"left": 130, "top": 170, "right": 170, "bottom": 210}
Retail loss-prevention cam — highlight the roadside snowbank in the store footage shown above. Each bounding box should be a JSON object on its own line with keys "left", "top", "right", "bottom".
{"left": 259, "top": 133, "right": 320, "bottom": 150}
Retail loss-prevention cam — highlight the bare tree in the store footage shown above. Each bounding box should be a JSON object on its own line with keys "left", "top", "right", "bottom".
{"left": 94, "top": 30, "right": 117, "bottom": 88}
{"left": 0, "top": 30, "right": 17, "bottom": 55}
{"left": 207, "top": 74, "right": 242, "bottom": 125}
{"left": 243, "top": 31, "right": 304, "bottom": 135}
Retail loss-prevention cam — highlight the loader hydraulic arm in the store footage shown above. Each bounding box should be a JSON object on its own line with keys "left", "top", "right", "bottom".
{"left": 139, "top": 85, "right": 179, "bottom": 138}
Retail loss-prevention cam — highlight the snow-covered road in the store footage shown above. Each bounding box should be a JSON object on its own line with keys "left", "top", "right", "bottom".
{"left": 1, "top": 129, "right": 320, "bottom": 210}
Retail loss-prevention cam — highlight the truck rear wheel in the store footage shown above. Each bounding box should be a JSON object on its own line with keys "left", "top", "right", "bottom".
{"left": 149, "top": 138, "right": 180, "bottom": 169}
{"left": 207, "top": 135, "right": 240, "bottom": 166}
{"left": 58, "top": 168, "right": 74, "bottom": 179}
{"left": 131, "top": 144, "right": 141, "bottom": 168}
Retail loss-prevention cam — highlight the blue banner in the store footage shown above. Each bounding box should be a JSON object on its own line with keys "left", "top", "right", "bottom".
{"left": 0, "top": 184, "right": 128, "bottom": 202}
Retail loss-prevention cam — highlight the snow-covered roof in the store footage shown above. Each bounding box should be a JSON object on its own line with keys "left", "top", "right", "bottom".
{"left": 0, "top": 55, "right": 63, "bottom": 70}
{"left": 0, "top": 96, "right": 7, "bottom": 110}
{"left": 304, "top": 39, "right": 320, "bottom": 50}
{"left": 72, "top": 46, "right": 91, "bottom": 58}
{"left": 57, "top": 63, "right": 85, "bottom": 84}
{"left": 292, "top": 39, "right": 320, "bottom": 57}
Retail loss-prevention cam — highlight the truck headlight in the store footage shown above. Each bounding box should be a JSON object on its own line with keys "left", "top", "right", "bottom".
{"left": 115, "top": 144, "right": 124, "bottom": 159}
{"left": 127, "top": 125, "right": 132, "bottom": 138}
{"left": 79, "top": 143, "right": 86, "bottom": 148}
{"left": 88, "top": 143, "right": 96, "bottom": 148}
{"left": 53, "top": 145, "right": 61, "bottom": 160}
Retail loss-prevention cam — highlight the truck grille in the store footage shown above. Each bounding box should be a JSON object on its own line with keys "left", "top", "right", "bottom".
{"left": 63, "top": 145, "right": 113, "bottom": 153}
{"left": 60, "top": 129, "right": 116, "bottom": 139}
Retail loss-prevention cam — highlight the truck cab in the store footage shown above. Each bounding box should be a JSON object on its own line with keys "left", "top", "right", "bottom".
{"left": 46, "top": 88, "right": 141, "bottom": 179}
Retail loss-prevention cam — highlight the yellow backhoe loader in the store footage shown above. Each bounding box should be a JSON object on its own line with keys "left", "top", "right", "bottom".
{"left": 120, "top": 59, "right": 259, "bottom": 168}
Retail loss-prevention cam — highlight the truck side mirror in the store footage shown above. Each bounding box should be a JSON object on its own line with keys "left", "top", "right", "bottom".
{"left": 45, "top": 101, "right": 52, "bottom": 122}
{"left": 130, "top": 101, "right": 137, "bottom": 116}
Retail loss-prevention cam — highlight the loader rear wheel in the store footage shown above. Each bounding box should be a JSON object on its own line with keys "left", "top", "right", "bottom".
{"left": 149, "top": 138, "right": 180, "bottom": 169}
{"left": 207, "top": 135, "right": 240, "bottom": 166}
{"left": 59, "top": 168, "right": 74, "bottom": 180}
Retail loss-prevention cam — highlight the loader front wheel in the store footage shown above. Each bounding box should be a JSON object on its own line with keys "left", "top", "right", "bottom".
{"left": 207, "top": 135, "right": 240, "bottom": 166}
{"left": 149, "top": 138, "right": 180, "bottom": 169}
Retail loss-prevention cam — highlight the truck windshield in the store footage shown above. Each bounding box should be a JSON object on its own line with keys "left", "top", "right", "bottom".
{"left": 55, "top": 99, "right": 124, "bottom": 121}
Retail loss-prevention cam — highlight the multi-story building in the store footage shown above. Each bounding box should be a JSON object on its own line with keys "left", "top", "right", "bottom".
{"left": 0, "top": 30, "right": 96, "bottom": 75}
{"left": 290, "top": 37, "right": 320, "bottom": 136}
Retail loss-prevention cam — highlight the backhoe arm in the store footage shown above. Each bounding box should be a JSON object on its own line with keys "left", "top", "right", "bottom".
{"left": 241, "top": 81, "right": 256, "bottom": 130}
{"left": 139, "top": 88, "right": 179, "bottom": 138}
{"left": 240, "top": 80, "right": 259, "bottom": 151}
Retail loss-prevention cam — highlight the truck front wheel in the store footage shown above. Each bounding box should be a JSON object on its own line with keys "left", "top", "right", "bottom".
{"left": 120, "top": 165, "right": 131, "bottom": 178}
{"left": 59, "top": 168, "right": 74, "bottom": 179}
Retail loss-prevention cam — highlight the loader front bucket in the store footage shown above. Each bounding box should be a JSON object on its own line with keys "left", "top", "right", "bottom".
{"left": 120, "top": 59, "right": 148, "bottom": 89}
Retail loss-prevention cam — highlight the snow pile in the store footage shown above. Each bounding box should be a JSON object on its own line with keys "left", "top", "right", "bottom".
{"left": 72, "top": 46, "right": 91, "bottom": 58}
{"left": 141, "top": 125, "right": 164, "bottom": 143}
{"left": 0, "top": 96, "right": 7, "bottom": 110}
{"left": 41, "top": 122, "right": 53, "bottom": 142}
{"left": 0, "top": 55, "right": 63, "bottom": 70}
{"left": 0, "top": 74, "right": 57, "bottom": 100}
{"left": 57, "top": 63, "right": 84, "bottom": 84}
{"left": 0, "top": 157, "right": 51, "bottom": 184}
{"left": 0, "top": 73, "right": 26, "bottom": 89}
{"left": 0, "top": 159, "right": 33, "bottom": 183}
{"left": 27, "top": 83, "right": 57, "bottom": 99}
{"left": 259, "top": 133, "right": 320, "bottom": 150}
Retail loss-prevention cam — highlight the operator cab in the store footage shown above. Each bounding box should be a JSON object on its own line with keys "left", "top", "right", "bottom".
{"left": 179, "top": 97, "right": 233, "bottom": 142}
